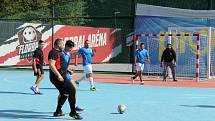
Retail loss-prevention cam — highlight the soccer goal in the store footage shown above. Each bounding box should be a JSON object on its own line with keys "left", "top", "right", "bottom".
{"left": 168, "top": 27, "right": 215, "bottom": 80}
{"left": 135, "top": 27, "right": 215, "bottom": 81}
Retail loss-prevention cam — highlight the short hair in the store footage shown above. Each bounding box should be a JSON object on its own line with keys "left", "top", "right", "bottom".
{"left": 140, "top": 43, "right": 144, "bottom": 46}
{"left": 54, "top": 38, "right": 63, "bottom": 47}
{"left": 38, "top": 40, "right": 44, "bottom": 44}
{"left": 65, "top": 40, "right": 74, "bottom": 47}
{"left": 84, "top": 40, "right": 89, "bottom": 43}
{"left": 167, "top": 43, "right": 172, "bottom": 46}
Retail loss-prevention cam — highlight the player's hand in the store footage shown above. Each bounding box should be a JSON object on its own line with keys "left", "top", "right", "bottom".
{"left": 92, "top": 49, "right": 96, "bottom": 56}
{"left": 147, "top": 58, "right": 150, "bottom": 63}
{"left": 67, "top": 66, "right": 74, "bottom": 75}
{"left": 174, "top": 62, "right": 176, "bottom": 67}
{"left": 160, "top": 62, "right": 163, "bottom": 67}
{"left": 58, "top": 75, "right": 64, "bottom": 82}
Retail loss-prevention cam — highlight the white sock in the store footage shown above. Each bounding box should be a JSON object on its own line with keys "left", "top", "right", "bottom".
{"left": 88, "top": 77, "right": 95, "bottom": 88}
{"left": 77, "top": 76, "right": 86, "bottom": 82}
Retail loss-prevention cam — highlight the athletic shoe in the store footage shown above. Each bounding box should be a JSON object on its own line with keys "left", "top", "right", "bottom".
{"left": 35, "top": 87, "right": 42, "bottom": 94}
{"left": 75, "top": 106, "right": 84, "bottom": 112}
{"left": 75, "top": 81, "right": 79, "bottom": 87}
{"left": 140, "top": 81, "right": 144, "bottom": 85}
{"left": 53, "top": 111, "right": 65, "bottom": 117}
{"left": 131, "top": 77, "right": 135, "bottom": 84}
{"left": 70, "top": 112, "right": 83, "bottom": 120}
{"left": 173, "top": 79, "right": 178, "bottom": 82}
{"left": 30, "top": 86, "right": 38, "bottom": 94}
{"left": 90, "top": 87, "right": 96, "bottom": 91}
{"left": 163, "top": 79, "right": 166, "bottom": 82}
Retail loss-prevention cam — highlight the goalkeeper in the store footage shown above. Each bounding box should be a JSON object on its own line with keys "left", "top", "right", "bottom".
{"left": 160, "top": 43, "right": 177, "bottom": 82}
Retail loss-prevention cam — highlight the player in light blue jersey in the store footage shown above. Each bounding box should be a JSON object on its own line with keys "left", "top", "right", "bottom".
{"left": 57, "top": 40, "right": 84, "bottom": 115}
{"left": 75, "top": 40, "right": 96, "bottom": 91}
{"left": 131, "top": 43, "right": 150, "bottom": 85}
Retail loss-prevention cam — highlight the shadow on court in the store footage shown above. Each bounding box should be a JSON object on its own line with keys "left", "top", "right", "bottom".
{"left": 0, "top": 91, "right": 34, "bottom": 95}
{"left": 0, "top": 109, "right": 60, "bottom": 119}
{"left": 110, "top": 112, "right": 121, "bottom": 115}
{"left": 180, "top": 105, "right": 215, "bottom": 108}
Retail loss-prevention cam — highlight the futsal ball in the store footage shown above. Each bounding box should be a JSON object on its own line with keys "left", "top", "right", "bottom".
{"left": 118, "top": 104, "right": 126, "bottom": 114}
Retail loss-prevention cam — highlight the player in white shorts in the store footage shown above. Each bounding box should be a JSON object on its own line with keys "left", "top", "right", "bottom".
{"left": 131, "top": 43, "right": 150, "bottom": 84}
{"left": 75, "top": 40, "right": 96, "bottom": 91}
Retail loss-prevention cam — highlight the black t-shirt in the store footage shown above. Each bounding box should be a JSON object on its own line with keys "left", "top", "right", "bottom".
{"left": 33, "top": 48, "right": 43, "bottom": 68}
{"left": 161, "top": 48, "right": 176, "bottom": 62}
{"left": 48, "top": 48, "right": 67, "bottom": 78}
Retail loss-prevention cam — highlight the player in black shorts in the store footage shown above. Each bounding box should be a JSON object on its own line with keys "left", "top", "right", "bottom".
{"left": 48, "top": 38, "right": 82, "bottom": 120}
{"left": 31, "top": 40, "right": 45, "bottom": 94}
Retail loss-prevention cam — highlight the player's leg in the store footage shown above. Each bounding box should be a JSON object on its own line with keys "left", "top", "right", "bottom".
{"left": 75, "top": 66, "right": 86, "bottom": 86}
{"left": 84, "top": 65, "right": 95, "bottom": 91}
{"left": 169, "top": 63, "right": 177, "bottom": 81}
{"left": 70, "top": 79, "right": 84, "bottom": 111}
{"left": 62, "top": 81, "right": 82, "bottom": 119}
{"left": 31, "top": 68, "right": 43, "bottom": 94}
{"left": 162, "top": 62, "right": 168, "bottom": 81}
{"left": 131, "top": 63, "right": 141, "bottom": 84}
{"left": 87, "top": 73, "right": 96, "bottom": 91}
{"left": 50, "top": 78, "right": 67, "bottom": 117}
{"left": 35, "top": 68, "right": 44, "bottom": 94}
{"left": 138, "top": 63, "right": 144, "bottom": 84}
{"left": 75, "top": 76, "right": 86, "bottom": 86}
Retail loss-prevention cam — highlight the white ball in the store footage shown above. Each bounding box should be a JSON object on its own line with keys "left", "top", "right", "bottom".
{"left": 118, "top": 104, "right": 126, "bottom": 114}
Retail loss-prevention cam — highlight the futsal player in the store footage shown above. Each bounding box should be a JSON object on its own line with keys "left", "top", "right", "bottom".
{"left": 30, "top": 40, "right": 45, "bottom": 94}
{"left": 75, "top": 40, "right": 96, "bottom": 91}
{"left": 48, "top": 38, "right": 82, "bottom": 119}
{"left": 57, "top": 40, "right": 84, "bottom": 112}
{"left": 160, "top": 43, "right": 177, "bottom": 82}
{"left": 131, "top": 42, "right": 150, "bottom": 84}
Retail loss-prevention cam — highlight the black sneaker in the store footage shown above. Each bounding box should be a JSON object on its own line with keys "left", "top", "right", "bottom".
{"left": 90, "top": 87, "right": 96, "bottom": 91}
{"left": 173, "top": 79, "right": 178, "bottom": 82}
{"left": 75, "top": 81, "right": 79, "bottom": 87}
{"left": 70, "top": 112, "right": 83, "bottom": 120}
{"left": 53, "top": 111, "right": 65, "bottom": 117}
{"left": 131, "top": 77, "right": 135, "bottom": 84}
{"left": 75, "top": 106, "right": 84, "bottom": 112}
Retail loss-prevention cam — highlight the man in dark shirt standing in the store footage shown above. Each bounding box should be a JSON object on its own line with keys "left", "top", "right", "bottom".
{"left": 161, "top": 43, "right": 177, "bottom": 82}
{"left": 48, "top": 38, "right": 82, "bottom": 120}
{"left": 31, "top": 40, "right": 45, "bottom": 94}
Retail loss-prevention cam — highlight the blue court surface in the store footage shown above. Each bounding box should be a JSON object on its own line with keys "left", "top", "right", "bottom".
{"left": 0, "top": 69, "right": 215, "bottom": 121}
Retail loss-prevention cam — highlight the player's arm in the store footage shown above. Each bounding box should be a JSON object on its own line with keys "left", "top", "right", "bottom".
{"left": 75, "top": 54, "right": 79, "bottom": 66}
{"left": 67, "top": 57, "right": 74, "bottom": 75}
{"left": 32, "top": 50, "right": 38, "bottom": 73}
{"left": 49, "top": 59, "right": 64, "bottom": 81}
{"left": 134, "top": 50, "right": 137, "bottom": 65}
{"left": 32, "top": 58, "right": 37, "bottom": 72}
{"left": 75, "top": 49, "right": 82, "bottom": 66}
{"left": 134, "top": 56, "right": 137, "bottom": 65}
{"left": 92, "top": 49, "right": 96, "bottom": 57}
{"left": 147, "top": 50, "right": 150, "bottom": 62}
{"left": 160, "top": 50, "right": 164, "bottom": 67}
{"left": 173, "top": 50, "right": 176, "bottom": 65}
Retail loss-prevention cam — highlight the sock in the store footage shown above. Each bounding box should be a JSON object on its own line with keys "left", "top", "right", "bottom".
{"left": 77, "top": 76, "right": 86, "bottom": 82}
{"left": 88, "top": 77, "right": 95, "bottom": 88}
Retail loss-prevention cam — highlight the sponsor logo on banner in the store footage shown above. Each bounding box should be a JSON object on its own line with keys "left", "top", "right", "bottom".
{"left": 16, "top": 26, "right": 42, "bottom": 62}
{"left": 0, "top": 23, "right": 121, "bottom": 66}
